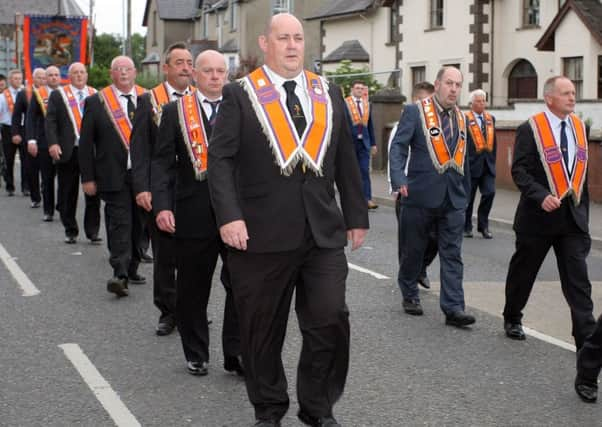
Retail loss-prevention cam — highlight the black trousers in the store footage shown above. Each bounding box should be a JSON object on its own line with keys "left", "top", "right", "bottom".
{"left": 577, "top": 314, "right": 602, "bottom": 383}
{"left": 1, "top": 124, "right": 28, "bottom": 192}
{"left": 465, "top": 172, "right": 495, "bottom": 232}
{"left": 147, "top": 214, "right": 176, "bottom": 321}
{"left": 228, "top": 230, "right": 350, "bottom": 421}
{"left": 504, "top": 225, "right": 596, "bottom": 349}
{"left": 56, "top": 148, "right": 100, "bottom": 238}
{"left": 395, "top": 194, "right": 438, "bottom": 279}
{"left": 27, "top": 147, "right": 56, "bottom": 215}
{"left": 99, "top": 174, "right": 143, "bottom": 278}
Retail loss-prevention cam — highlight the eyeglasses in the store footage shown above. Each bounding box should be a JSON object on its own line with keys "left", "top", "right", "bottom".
{"left": 112, "top": 67, "right": 134, "bottom": 73}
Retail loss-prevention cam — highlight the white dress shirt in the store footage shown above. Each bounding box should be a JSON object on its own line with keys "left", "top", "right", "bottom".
{"left": 0, "top": 86, "right": 21, "bottom": 125}
{"left": 263, "top": 66, "right": 311, "bottom": 123}
{"left": 196, "top": 91, "right": 222, "bottom": 123}
{"left": 544, "top": 107, "right": 577, "bottom": 173}
{"left": 164, "top": 81, "right": 191, "bottom": 102}
{"left": 71, "top": 85, "right": 91, "bottom": 146}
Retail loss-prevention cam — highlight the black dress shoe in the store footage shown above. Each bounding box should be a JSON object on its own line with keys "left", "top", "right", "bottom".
{"left": 6, "top": 190, "right": 14, "bottom": 197}
{"left": 575, "top": 377, "right": 598, "bottom": 403}
{"left": 254, "top": 420, "right": 281, "bottom": 426}
{"left": 504, "top": 322, "right": 526, "bottom": 340}
{"left": 64, "top": 236, "right": 77, "bottom": 244}
{"left": 402, "top": 299, "right": 423, "bottom": 316}
{"left": 224, "top": 355, "right": 245, "bottom": 376}
{"left": 445, "top": 311, "right": 476, "bottom": 327}
{"left": 128, "top": 273, "right": 146, "bottom": 285}
{"left": 107, "top": 277, "right": 129, "bottom": 297}
{"left": 156, "top": 318, "right": 176, "bottom": 336}
{"left": 186, "top": 361, "right": 208, "bottom": 376}
{"left": 480, "top": 229, "right": 493, "bottom": 239}
{"left": 140, "top": 252, "right": 153, "bottom": 263}
{"left": 89, "top": 235, "right": 103, "bottom": 245}
{"left": 43, "top": 214, "right": 53, "bottom": 222}
{"left": 31, "top": 201, "right": 40, "bottom": 208}
{"left": 464, "top": 230, "right": 473, "bottom": 238}
{"left": 417, "top": 275, "right": 431, "bottom": 289}
{"left": 298, "top": 410, "right": 340, "bottom": 427}
{"left": 22, "top": 190, "right": 30, "bottom": 197}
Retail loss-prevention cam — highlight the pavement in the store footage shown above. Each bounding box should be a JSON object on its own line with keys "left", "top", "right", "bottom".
{"left": 370, "top": 170, "right": 602, "bottom": 249}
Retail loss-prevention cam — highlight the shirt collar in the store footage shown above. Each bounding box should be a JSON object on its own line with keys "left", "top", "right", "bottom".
{"left": 196, "top": 90, "right": 222, "bottom": 105}
{"left": 113, "top": 85, "right": 136, "bottom": 98}
{"left": 264, "top": 66, "right": 305, "bottom": 91}
{"left": 164, "top": 81, "right": 190, "bottom": 97}
{"left": 433, "top": 95, "right": 452, "bottom": 115}
{"left": 71, "top": 84, "right": 86, "bottom": 94}
{"left": 544, "top": 106, "right": 569, "bottom": 128}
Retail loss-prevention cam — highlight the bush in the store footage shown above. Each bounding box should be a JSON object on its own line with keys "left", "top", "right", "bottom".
{"left": 325, "top": 60, "right": 382, "bottom": 97}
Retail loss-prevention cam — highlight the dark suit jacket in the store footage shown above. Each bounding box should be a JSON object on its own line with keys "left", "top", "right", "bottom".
{"left": 466, "top": 113, "right": 496, "bottom": 178}
{"left": 131, "top": 93, "right": 156, "bottom": 196}
{"left": 25, "top": 90, "right": 49, "bottom": 148}
{"left": 345, "top": 101, "right": 375, "bottom": 150}
{"left": 389, "top": 102, "right": 470, "bottom": 209}
{"left": 79, "top": 93, "right": 132, "bottom": 192}
{"left": 151, "top": 99, "right": 217, "bottom": 240}
{"left": 46, "top": 89, "right": 77, "bottom": 163}
{"left": 511, "top": 121, "right": 589, "bottom": 235}
{"left": 11, "top": 89, "right": 28, "bottom": 139}
{"left": 208, "top": 78, "right": 368, "bottom": 253}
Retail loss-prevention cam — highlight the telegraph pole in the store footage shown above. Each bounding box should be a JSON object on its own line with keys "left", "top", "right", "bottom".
{"left": 89, "top": 0, "right": 94, "bottom": 65}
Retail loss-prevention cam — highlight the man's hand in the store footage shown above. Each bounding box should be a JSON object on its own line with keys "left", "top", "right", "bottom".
{"left": 541, "top": 194, "right": 561, "bottom": 212}
{"left": 347, "top": 228, "right": 368, "bottom": 251}
{"left": 27, "top": 143, "right": 38, "bottom": 157}
{"left": 156, "top": 210, "right": 175, "bottom": 233}
{"left": 398, "top": 185, "right": 408, "bottom": 197}
{"left": 370, "top": 145, "right": 378, "bottom": 155}
{"left": 220, "top": 220, "right": 249, "bottom": 251}
{"left": 135, "top": 191, "right": 152, "bottom": 212}
{"left": 49, "top": 144, "right": 62, "bottom": 161}
{"left": 12, "top": 135, "right": 21, "bottom": 145}
{"left": 82, "top": 181, "right": 97, "bottom": 196}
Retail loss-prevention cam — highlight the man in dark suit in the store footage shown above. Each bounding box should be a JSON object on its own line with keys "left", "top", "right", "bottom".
{"left": 503, "top": 76, "right": 595, "bottom": 348}
{"left": 208, "top": 13, "right": 368, "bottom": 427}
{"left": 575, "top": 314, "right": 602, "bottom": 403}
{"left": 390, "top": 66, "right": 475, "bottom": 326}
{"left": 47, "top": 62, "right": 101, "bottom": 244}
{"left": 25, "top": 66, "right": 61, "bottom": 222}
{"left": 345, "top": 80, "right": 378, "bottom": 209}
{"left": 151, "top": 49, "right": 243, "bottom": 378}
{"left": 131, "top": 42, "right": 195, "bottom": 336}
{"left": 464, "top": 89, "right": 496, "bottom": 239}
{"left": 79, "top": 56, "right": 146, "bottom": 297}
{"left": 14, "top": 68, "right": 45, "bottom": 207}
{"left": 1, "top": 69, "right": 28, "bottom": 196}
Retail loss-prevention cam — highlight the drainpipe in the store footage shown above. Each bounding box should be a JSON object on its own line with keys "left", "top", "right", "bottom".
{"left": 490, "top": 0, "right": 495, "bottom": 105}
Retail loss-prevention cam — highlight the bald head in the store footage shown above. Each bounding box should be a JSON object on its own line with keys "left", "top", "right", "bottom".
{"left": 69, "top": 62, "right": 88, "bottom": 89}
{"left": 32, "top": 68, "right": 46, "bottom": 88}
{"left": 194, "top": 49, "right": 227, "bottom": 99}
{"left": 434, "top": 66, "right": 463, "bottom": 109}
{"left": 259, "top": 13, "right": 304, "bottom": 79}
{"left": 46, "top": 65, "right": 61, "bottom": 89}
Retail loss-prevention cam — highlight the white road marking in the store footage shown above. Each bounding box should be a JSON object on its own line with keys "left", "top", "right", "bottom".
{"left": 522, "top": 326, "right": 576, "bottom": 352}
{"left": 0, "top": 242, "right": 40, "bottom": 296}
{"left": 348, "top": 262, "right": 390, "bottom": 280}
{"left": 59, "top": 343, "right": 141, "bottom": 427}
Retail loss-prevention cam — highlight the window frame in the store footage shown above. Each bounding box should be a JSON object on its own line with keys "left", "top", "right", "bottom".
{"left": 563, "top": 56, "right": 583, "bottom": 100}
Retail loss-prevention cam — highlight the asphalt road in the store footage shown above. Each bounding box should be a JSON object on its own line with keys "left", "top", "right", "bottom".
{"left": 1, "top": 188, "right": 601, "bottom": 426}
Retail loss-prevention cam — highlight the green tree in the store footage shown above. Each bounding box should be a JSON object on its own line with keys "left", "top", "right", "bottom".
{"left": 92, "top": 33, "right": 122, "bottom": 68}
{"left": 325, "top": 60, "right": 382, "bottom": 97}
{"left": 87, "top": 65, "right": 111, "bottom": 89}
{"left": 131, "top": 33, "right": 146, "bottom": 69}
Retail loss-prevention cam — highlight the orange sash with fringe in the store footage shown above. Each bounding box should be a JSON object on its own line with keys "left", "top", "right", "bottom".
{"left": 3, "top": 89, "right": 15, "bottom": 114}
{"left": 465, "top": 111, "right": 494, "bottom": 153}
{"left": 529, "top": 112, "right": 588, "bottom": 205}
{"left": 33, "top": 86, "right": 50, "bottom": 117}
{"left": 61, "top": 85, "right": 97, "bottom": 137}
{"left": 99, "top": 85, "right": 146, "bottom": 149}
{"left": 345, "top": 96, "right": 369, "bottom": 126}
{"left": 177, "top": 93, "right": 208, "bottom": 181}
{"left": 150, "top": 83, "right": 196, "bottom": 125}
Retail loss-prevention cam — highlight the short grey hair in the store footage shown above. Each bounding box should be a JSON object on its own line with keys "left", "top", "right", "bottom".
{"left": 469, "top": 89, "right": 487, "bottom": 104}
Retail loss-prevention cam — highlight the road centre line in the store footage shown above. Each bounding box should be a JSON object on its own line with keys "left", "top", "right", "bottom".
{"left": 523, "top": 326, "right": 576, "bottom": 352}
{"left": 0, "top": 241, "right": 40, "bottom": 296}
{"left": 348, "top": 262, "right": 390, "bottom": 280}
{"left": 59, "top": 343, "right": 141, "bottom": 427}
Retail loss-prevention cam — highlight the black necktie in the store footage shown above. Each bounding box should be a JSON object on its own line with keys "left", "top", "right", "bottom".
{"left": 479, "top": 115, "right": 486, "bottom": 136}
{"left": 560, "top": 120, "right": 569, "bottom": 171}
{"left": 173, "top": 91, "right": 184, "bottom": 99}
{"left": 440, "top": 110, "right": 453, "bottom": 146}
{"left": 283, "top": 80, "right": 306, "bottom": 137}
{"left": 356, "top": 99, "right": 362, "bottom": 116}
{"left": 121, "top": 94, "right": 135, "bottom": 121}
{"left": 203, "top": 100, "right": 220, "bottom": 126}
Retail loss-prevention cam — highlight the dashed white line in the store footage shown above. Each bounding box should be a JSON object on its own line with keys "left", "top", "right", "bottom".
{"left": 59, "top": 343, "right": 141, "bottom": 427}
{"left": 0, "top": 242, "right": 40, "bottom": 296}
{"left": 348, "top": 262, "right": 390, "bottom": 280}
{"left": 523, "top": 326, "right": 576, "bottom": 352}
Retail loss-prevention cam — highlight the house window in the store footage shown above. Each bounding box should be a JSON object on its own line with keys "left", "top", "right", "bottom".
{"left": 429, "top": 0, "right": 444, "bottom": 29}
{"left": 152, "top": 10, "right": 157, "bottom": 46}
{"left": 230, "top": 0, "right": 238, "bottom": 31}
{"left": 411, "top": 66, "right": 426, "bottom": 88}
{"left": 508, "top": 59, "right": 537, "bottom": 99}
{"left": 522, "top": 0, "right": 540, "bottom": 27}
{"left": 389, "top": 5, "right": 397, "bottom": 44}
{"left": 273, "top": 0, "right": 293, "bottom": 14}
{"left": 563, "top": 56, "right": 583, "bottom": 99}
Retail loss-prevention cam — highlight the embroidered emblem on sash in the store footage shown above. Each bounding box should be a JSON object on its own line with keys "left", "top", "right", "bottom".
{"left": 177, "top": 93, "right": 208, "bottom": 181}
{"left": 465, "top": 111, "right": 494, "bottom": 153}
{"left": 529, "top": 112, "right": 588, "bottom": 205}
{"left": 98, "top": 85, "right": 146, "bottom": 150}
{"left": 240, "top": 66, "right": 333, "bottom": 175}
{"left": 150, "top": 83, "right": 196, "bottom": 126}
